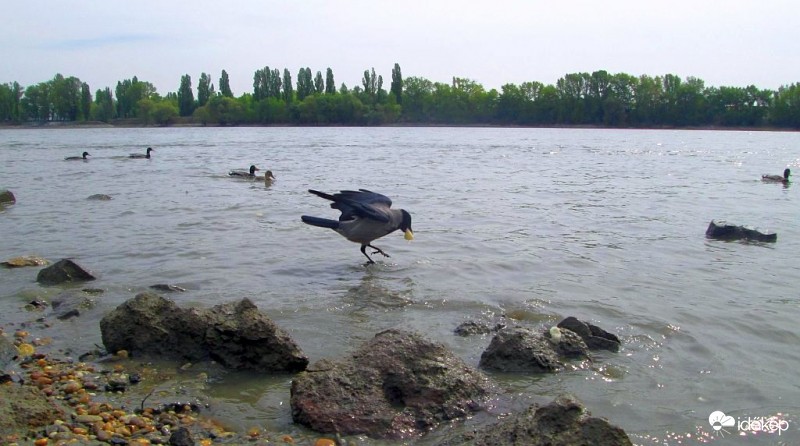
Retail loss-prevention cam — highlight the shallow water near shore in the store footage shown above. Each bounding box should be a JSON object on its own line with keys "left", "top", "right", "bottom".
{"left": 1, "top": 126, "right": 799, "bottom": 444}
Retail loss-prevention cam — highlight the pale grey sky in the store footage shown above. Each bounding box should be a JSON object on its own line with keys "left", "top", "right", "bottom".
{"left": 3, "top": 1, "right": 798, "bottom": 96}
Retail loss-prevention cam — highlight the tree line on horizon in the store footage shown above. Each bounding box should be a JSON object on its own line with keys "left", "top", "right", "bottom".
{"left": 0, "top": 64, "right": 798, "bottom": 129}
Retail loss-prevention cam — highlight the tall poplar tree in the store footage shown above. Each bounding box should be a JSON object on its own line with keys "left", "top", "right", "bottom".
{"left": 282, "top": 69, "right": 293, "bottom": 103}
{"left": 391, "top": 63, "right": 403, "bottom": 104}
{"left": 296, "top": 67, "right": 313, "bottom": 101}
{"left": 219, "top": 70, "right": 233, "bottom": 97}
{"left": 325, "top": 68, "right": 336, "bottom": 94}
{"left": 80, "top": 82, "right": 92, "bottom": 120}
{"left": 197, "top": 72, "right": 214, "bottom": 106}
{"left": 178, "top": 74, "right": 194, "bottom": 116}
{"left": 314, "top": 71, "right": 324, "bottom": 94}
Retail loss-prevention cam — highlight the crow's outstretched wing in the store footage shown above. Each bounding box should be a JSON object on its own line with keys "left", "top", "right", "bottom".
{"left": 308, "top": 189, "right": 392, "bottom": 222}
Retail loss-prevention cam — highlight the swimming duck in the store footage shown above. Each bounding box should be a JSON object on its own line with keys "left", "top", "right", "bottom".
{"left": 130, "top": 147, "right": 154, "bottom": 159}
{"left": 262, "top": 170, "right": 276, "bottom": 184}
{"left": 229, "top": 165, "right": 260, "bottom": 177}
{"left": 761, "top": 168, "right": 790, "bottom": 183}
{"left": 65, "top": 151, "right": 90, "bottom": 160}
{"left": 301, "top": 189, "right": 414, "bottom": 264}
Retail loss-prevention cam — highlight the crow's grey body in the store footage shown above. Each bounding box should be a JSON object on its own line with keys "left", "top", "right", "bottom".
{"left": 301, "top": 189, "right": 413, "bottom": 263}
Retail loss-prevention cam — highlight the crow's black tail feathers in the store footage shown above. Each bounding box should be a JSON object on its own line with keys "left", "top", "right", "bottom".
{"left": 301, "top": 215, "right": 340, "bottom": 229}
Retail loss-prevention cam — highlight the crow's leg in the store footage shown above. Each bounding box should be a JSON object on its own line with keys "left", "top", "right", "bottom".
{"left": 367, "top": 244, "right": 390, "bottom": 258}
{"left": 360, "top": 245, "right": 376, "bottom": 264}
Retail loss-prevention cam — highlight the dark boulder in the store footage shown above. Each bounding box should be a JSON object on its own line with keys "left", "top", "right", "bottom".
{"left": 557, "top": 316, "right": 621, "bottom": 352}
{"left": 442, "top": 396, "right": 632, "bottom": 446}
{"left": 290, "top": 329, "right": 496, "bottom": 439}
{"left": 100, "top": 292, "right": 308, "bottom": 372}
{"left": 706, "top": 220, "right": 776, "bottom": 242}
{"left": 0, "top": 189, "right": 15, "bottom": 204}
{"left": 36, "top": 259, "right": 96, "bottom": 285}
{"left": 479, "top": 327, "right": 565, "bottom": 372}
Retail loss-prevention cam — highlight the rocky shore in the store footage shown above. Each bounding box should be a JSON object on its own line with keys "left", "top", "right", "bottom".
{"left": 1, "top": 257, "right": 633, "bottom": 445}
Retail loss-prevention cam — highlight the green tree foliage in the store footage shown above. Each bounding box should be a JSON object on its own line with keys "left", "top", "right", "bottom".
{"left": 115, "top": 77, "right": 157, "bottom": 119}
{"left": 253, "top": 67, "right": 268, "bottom": 101}
{"left": 361, "top": 68, "right": 383, "bottom": 103}
{"left": 177, "top": 74, "right": 194, "bottom": 117}
{"left": 149, "top": 101, "right": 179, "bottom": 126}
{"left": 50, "top": 74, "right": 83, "bottom": 121}
{"left": 401, "top": 76, "right": 434, "bottom": 122}
{"left": 254, "top": 67, "right": 283, "bottom": 101}
{"left": 80, "top": 83, "right": 92, "bottom": 121}
{"left": 219, "top": 69, "right": 233, "bottom": 98}
{"left": 21, "top": 83, "right": 50, "bottom": 121}
{"left": 296, "top": 67, "right": 313, "bottom": 101}
{"left": 770, "top": 83, "right": 800, "bottom": 128}
{"left": 197, "top": 72, "right": 214, "bottom": 106}
{"left": 282, "top": 69, "right": 293, "bottom": 103}
{"left": 0, "top": 82, "right": 23, "bottom": 122}
{"left": 194, "top": 96, "right": 246, "bottom": 126}
{"left": 390, "top": 63, "right": 403, "bottom": 105}
{"left": 314, "top": 71, "right": 324, "bottom": 95}
{"left": 325, "top": 68, "right": 336, "bottom": 94}
{"left": 92, "top": 87, "right": 115, "bottom": 122}
{"left": 4, "top": 67, "right": 799, "bottom": 129}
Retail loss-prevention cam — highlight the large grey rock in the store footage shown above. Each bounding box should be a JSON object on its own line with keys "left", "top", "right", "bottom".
{"left": 290, "top": 329, "right": 496, "bottom": 439}
{"left": 479, "top": 327, "right": 566, "bottom": 372}
{"left": 100, "top": 293, "right": 308, "bottom": 372}
{"left": 36, "top": 259, "right": 96, "bottom": 285}
{"left": 557, "top": 316, "right": 621, "bottom": 352}
{"left": 442, "top": 396, "right": 632, "bottom": 446}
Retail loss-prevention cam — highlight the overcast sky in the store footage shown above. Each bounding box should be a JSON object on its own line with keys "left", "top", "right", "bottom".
{"left": 3, "top": 1, "right": 798, "bottom": 96}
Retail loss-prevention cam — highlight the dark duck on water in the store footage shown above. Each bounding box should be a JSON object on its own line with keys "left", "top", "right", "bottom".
{"left": 65, "top": 151, "right": 90, "bottom": 160}
{"left": 229, "top": 165, "right": 260, "bottom": 177}
{"left": 761, "top": 168, "right": 790, "bottom": 183}
{"left": 130, "top": 147, "right": 154, "bottom": 159}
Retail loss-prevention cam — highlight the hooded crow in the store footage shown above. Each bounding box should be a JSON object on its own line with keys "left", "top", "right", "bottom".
{"left": 301, "top": 189, "right": 414, "bottom": 264}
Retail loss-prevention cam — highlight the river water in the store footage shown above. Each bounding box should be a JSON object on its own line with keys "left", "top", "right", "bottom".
{"left": 1, "top": 126, "right": 798, "bottom": 444}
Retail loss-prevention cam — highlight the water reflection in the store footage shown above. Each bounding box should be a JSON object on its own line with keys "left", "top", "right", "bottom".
{"left": 342, "top": 270, "right": 414, "bottom": 310}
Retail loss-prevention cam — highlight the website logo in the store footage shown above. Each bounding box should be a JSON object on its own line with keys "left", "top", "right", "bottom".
{"left": 708, "top": 410, "right": 790, "bottom": 437}
{"left": 708, "top": 411, "right": 736, "bottom": 435}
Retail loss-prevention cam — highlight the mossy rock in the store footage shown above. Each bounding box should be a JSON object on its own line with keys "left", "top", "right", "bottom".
{"left": 1, "top": 256, "right": 49, "bottom": 268}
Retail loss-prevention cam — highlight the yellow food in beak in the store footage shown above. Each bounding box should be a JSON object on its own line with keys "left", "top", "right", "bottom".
{"left": 404, "top": 229, "right": 414, "bottom": 241}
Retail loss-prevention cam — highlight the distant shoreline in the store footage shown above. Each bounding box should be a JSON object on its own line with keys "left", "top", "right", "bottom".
{"left": 0, "top": 120, "right": 796, "bottom": 132}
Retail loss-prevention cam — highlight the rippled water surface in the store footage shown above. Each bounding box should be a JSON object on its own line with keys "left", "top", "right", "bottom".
{"left": 1, "top": 127, "right": 799, "bottom": 444}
